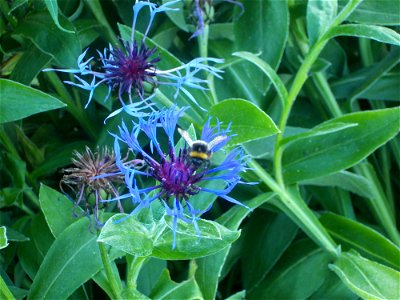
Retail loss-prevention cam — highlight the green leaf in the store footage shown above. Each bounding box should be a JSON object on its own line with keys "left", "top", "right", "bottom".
{"left": 14, "top": 11, "right": 81, "bottom": 67}
{"left": 241, "top": 210, "right": 298, "bottom": 291}
{"left": 0, "top": 226, "right": 8, "bottom": 249}
{"left": 10, "top": 46, "right": 52, "bottom": 85}
{"left": 307, "top": 0, "right": 337, "bottom": 45}
{"left": 97, "top": 215, "right": 154, "bottom": 257}
{"left": 162, "top": 0, "right": 189, "bottom": 32}
{"left": 309, "top": 271, "right": 357, "bottom": 300}
{"left": 98, "top": 213, "right": 240, "bottom": 260}
{"left": 0, "top": 79, "right": 66, "bottom": 124}
{"left": 232, "top": 52, "right": 288, "bottom": 104}
{"left": 39, "top": 184, "right": 82, "bottom": 238}
{"left": 4, "top": 227, "right": 29, "bottom": 242}
{"left": 339, "top": 0, "right": 400, "bottom": 25}
{"left": 248, "top": 239, "right": 331, "bottom": 300}
{"left": 321, "top": 213, "right": 400, "bottom": 270}
{"left": 44, "top": 0, "right": 74, "bottom": 33}
{"left": 330, "top": 251, "right": 400, "bottom": 300}
{"left": 226, "top": 290, "right": 246, "bottom": 300}
{"left": 28, "top": 218, "right": 103, "bottom": 300}
{"left": 283, "top": 107, "right": 400, "bottom": 183}
{"left": 300, "top": 171, "right": 372, "bottom": 199}
{"left": 232, "top": 0, "right": 288, "bottom": 101}
{"left": 195, "top": 193, "right": 275, "bottom": 300}
{"left": 328, "top": 24, "right": 400, "bottom": 46}
{"left": 209, "top": 99, "right": 279, "bottom": 146}
{"left": 137, "top": 259, "right": 167, "bottom": 296}
{"left": 149, "top": 269, "right": 202, "bottom": 300}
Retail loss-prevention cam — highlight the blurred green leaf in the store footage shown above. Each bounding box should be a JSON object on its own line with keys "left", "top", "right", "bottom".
{"left": 283, "top": 107, "right": 400, "bottom": 183}
{"left": 14, "top": 11, "right": 81, "bottom": 67}
{"left": 5, "top": 227, "right": 29, "bottom": 242}
{"left": 149, "top": 269, "right": 202, "bottom": 300}
{"left": 28, "top": 218, "right": 103, "bottom": 300}
{"left": 328, "top": 24, "right": 400, "bottom": 46}
{"left": 226, "top": 290, "right": 246, "bottom": 300}
{"left": 330, "top": 251, "right": 400, "bottom": 300}
{"left": 307, "top": 0, "right": 337, "bottom": 45}
{"left": 241, "top": 210, "right": 298, "bottom": 291}
{"left": 45, "top": 0, "right": 74, "bottom": 33}
{"left": 321, "top": 213, "right": 400, "bottom": 270}
{"left": 137, "top": 258, "right": 167, "bottom": 296}
{"left": 0, "top": 226, "right": 8, "bottom": 249}
{"left": 39, "top": 184, "right": 82, "bottom": 238}
{"left": 309, "top": 271, "right": 357, "bottom": 300}
{"left": 248, "top": 239, "right": 331, "bottom": 300}
{"left": 195, "top": 193, "right": 275, "bottom": 300}
{"left": 0, "top": 79, "right": 66, "bottom": 124}
{"left": 209, "top": 99, "right": 279, "bottom": 146}
{"left": 232, "top": 52, "right": 288, "bottom": 104}
{"left": 300, "top": 171, "right": 372, "bottom": 199}
{"left": 339, "top": 0, "right": 400, "bottom": 25}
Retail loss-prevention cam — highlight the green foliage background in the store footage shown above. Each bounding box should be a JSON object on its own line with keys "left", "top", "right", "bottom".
{"left": 0, "top": 0, "right": 399, "bottom": 299}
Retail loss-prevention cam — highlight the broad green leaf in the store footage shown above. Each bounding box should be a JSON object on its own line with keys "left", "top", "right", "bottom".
{"left": 309, "top": 271, "right": 357, "bottom": 300}
{"left": 14, "top": 12, "right": 81, "bottom": 67}
{"left": 232, "top": 51, "right": 288, "bottom": 104}
{"left": 307, "top": 0, "right": 337, "bottom": 45}
{"left": 248, "top": 239, "right": 331, "bottom": 300}
{"left": 321, "top": 213, "right": 400, "bottom": 270}
{"left": 4, "top": 227, "right": 29, "bottom": 242}
{"left": 154, "top": 216, "right": 240, "bottom": 260}
{"left": 209, "top": 99, "right": 279, "bottom": 146}
{"left": 28, "top": 218, "right": 103, "bottom": 300}
{"left": 283, "top": 107, "right": 400, "bottom": 183}
{"left": 162, "top": 0, "right": 189, "bottom": 32}
{"left": 330, "top": 251, "right": 400, "bottom": 300}
{"left": 0, "top": 79, "right": 66, "bottom": 124}
{"left": 149, "top": 269, "right": 202, "bottom": 300}
{"left": 226, "top": 290, "right": 246, "bottom": 300}
{"left": 328, "top": 24, "right": 400, "bottom": 46}
{"left": 232, "top": 0, "right": 288, "bottom": 101}
{"left": 195, "top": 193, "right": 275, "bottom": 300}
{"left": 300, "top": 171, "right": 372, "bottom": 199}
{"left": 339, "top": 0, "right": 400, "bottom": 25}
{"left": 97, "top": 215, "right": 154, "bottom": 257}
{"left": 39, "top": 184, "right": 83, "bottom": 238}
{"left": 137, "top": 259, "right": 167, "bottom": 296}
{"left": 98, "top": 213, "right": 240, "bottom": 260}
{"left": 10, "top": 46, "right": 52, "bottom": 85}
{"left": 44, "top": 0, "right": 74, "bottom": 33}
{"left": 0, "top": 226, "right": 8, "bottom": 249}
{"left": 241, "top": 210, "right": 298, "bottom": 291}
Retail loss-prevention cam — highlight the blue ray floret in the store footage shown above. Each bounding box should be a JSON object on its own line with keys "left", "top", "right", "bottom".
{"left": 43, "top": 0, "right": 223, "bottom": 118}
{"left": 103, "top": 106, "right": 251, "bottom": 248}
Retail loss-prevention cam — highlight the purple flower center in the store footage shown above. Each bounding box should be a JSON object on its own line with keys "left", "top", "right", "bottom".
{"left": 148, "top": 149, "right": 205, "bottom": 200}
{"left": 103, "top": 42, "right": 160, "bottom": 96}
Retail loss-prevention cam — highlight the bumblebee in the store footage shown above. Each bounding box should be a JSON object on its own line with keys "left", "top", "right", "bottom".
{"left": 178, "top": 128, "right": 228, "bottom": 168}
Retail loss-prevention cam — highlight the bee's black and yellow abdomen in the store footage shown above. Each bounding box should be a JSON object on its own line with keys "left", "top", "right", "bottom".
{"left": 189, "top": 151, "right": 209, "bottom": 160}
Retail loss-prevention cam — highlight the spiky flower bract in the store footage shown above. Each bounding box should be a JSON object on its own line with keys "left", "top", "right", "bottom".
{"left": 103, "top": 107, "right": 250, "bottom": 248}
{"left": 43, "top": 0, "right": 223, "bottom": 120}
{"left": 60, "top": 147, "right": 126, "bottom": 226}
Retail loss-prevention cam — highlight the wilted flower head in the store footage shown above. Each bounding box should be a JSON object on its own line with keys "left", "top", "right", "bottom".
{"left": 60, "top": 147, "right": 129, "bottom": 226}
{"left": 103, "top": 107, "right": 250, "bottom": 248}
{"left": 44, "top": 0, "right": 223, "bottom": 119}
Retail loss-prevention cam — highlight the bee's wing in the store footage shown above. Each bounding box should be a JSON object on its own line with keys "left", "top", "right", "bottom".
{"left": 178, "top": 128, "right": 194, "bottom": 146}
{"left": 208, "top": 135, "right": 228, "bottom": 151}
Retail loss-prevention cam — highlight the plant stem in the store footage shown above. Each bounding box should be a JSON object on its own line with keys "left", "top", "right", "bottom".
{"left": 248, "top": 159, "right": 338, "bottom": 257}
{"left": 198, "top": 24, "right": 209, "bottom": 59}
{"left": 126, "top": 256, "right": 148, "bottom": 290}
{"left": 98, "top": 242, "right": 121, "bottom": 299}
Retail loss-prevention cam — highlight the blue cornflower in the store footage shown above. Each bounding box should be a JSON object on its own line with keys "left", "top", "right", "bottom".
{"left": 43, "top": 1, "right": 223, "bottom": 118}
{"left": 103, "top": 107, "right": 250, "bottom": 248}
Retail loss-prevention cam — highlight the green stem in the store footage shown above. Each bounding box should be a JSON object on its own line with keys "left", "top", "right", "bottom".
{"left": 98, "top": 242, "right": 121, "bottom": 299}
{"left": 0, "top": 275, "right": 15, "bottom": 300}
{"left": 198, "top": 24, "right": 209, "bottom": 59}
{"left": 248, "top": 159, "right": 338, "bottom": 257}
{"left": 126, "top": 256, "right": 148, "bottom": 290}
{"left": 273, "top": 0, "right": 363, "bottom": 185}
